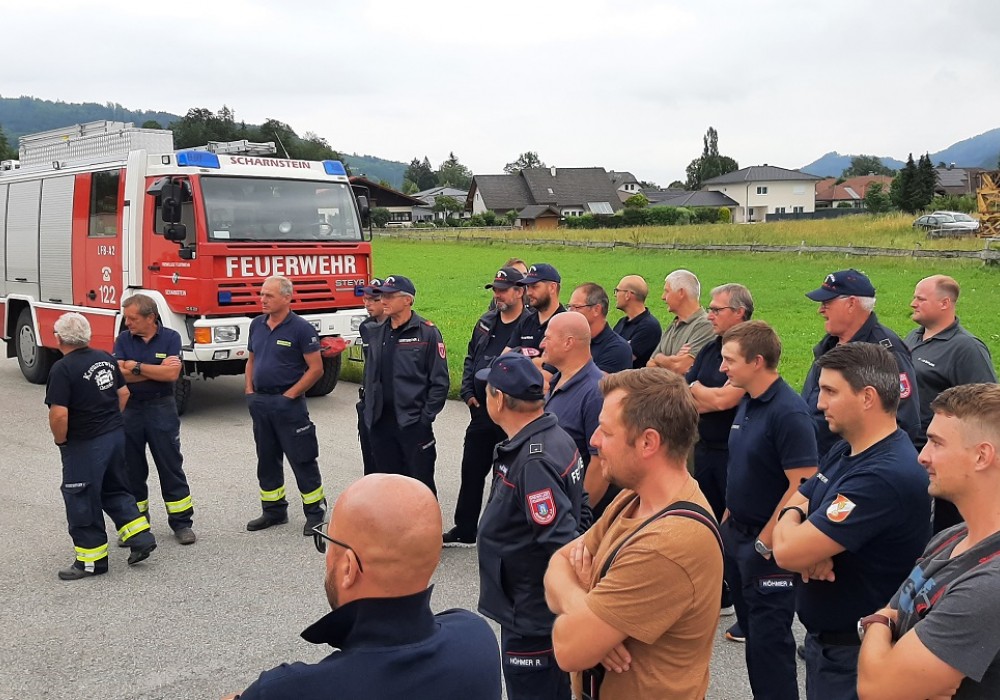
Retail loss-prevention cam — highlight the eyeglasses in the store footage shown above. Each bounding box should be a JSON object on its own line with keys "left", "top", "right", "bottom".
{"left": 311, "top": 522, "right": 364, "bottom": 572}
{"left": 819, "top": 296, "right": 849, "bottom": 308}
{"left": 706, "top": 306, "right": 737, "bottom": 315}
{"left": 612, "top": 288, "right": 631, "bottom": 295}
{"left": 567, "top": 303, "right": 596, "bottom": 311}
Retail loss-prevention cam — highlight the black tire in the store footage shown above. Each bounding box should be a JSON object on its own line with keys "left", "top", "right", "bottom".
{"left": 174, "top": 376, "right": 192, "bottom": 416}
{"left": 305, "top": 353, "right": 342, "bottom": 397}
{"left": 16, "top": 308, "right": 56, "bottom": 384}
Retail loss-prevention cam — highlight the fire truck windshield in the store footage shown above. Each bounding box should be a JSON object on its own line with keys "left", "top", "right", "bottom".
{"left": 200, "top": 177, "right": 362, "bottom": 242}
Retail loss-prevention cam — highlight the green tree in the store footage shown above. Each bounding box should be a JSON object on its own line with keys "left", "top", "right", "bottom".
{"left": 371, "top": 207, "right": 391, "bottom": 228}
{"left": 401, "top": 179, "right": 419, "bottom": 195}
{"left": 432, "top": 195, "right": 463, "bottom": 219}
{"left": 0, "top": 124, "right": 16, "bottom": 161}
{"left": 404, "top": 157, "right": 438, "bottom": 191}
{"left": 841, "top": 155, "right": 896, "bottom": 178}
{"left": 639, "top": 180, "right": 659, "bottom": 189}
{"left": 141, "top": 120, "right": 164, "bottom": 130}
{"left": 916, "top": 153, "right": 937, "bottom": 207}
{"left": 685, "top": 127, "right": 738, "bottom": 190}
{"left": 863, "top": 182, "right": 891, "bottom": 214}
{"left": 624, "top": 193, "right": 649, "bottom": 208}
{"left": 503, "top": 151, "right": 545, "bottom": 174}
{"left": 437, "top": 152, "right": 473, "bottom": 189}
{"left": 668, "top": 180, "right": 686, "bottom": 190}
{"left": 890, "top": 154, "right": 924, "bottom": 214}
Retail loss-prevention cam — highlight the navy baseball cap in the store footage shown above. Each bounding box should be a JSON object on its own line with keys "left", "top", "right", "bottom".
{"left": 358, "top": 277, "right": 383, "bottom": 297}
{"left": 475, "top": 353, "right": 545, "bottom": 400}
{"left": 485, "top": 267, "right": 525, "bottom": 290}
{"left": 374, "top": 275, "right": 416, "bottom": 296}
{"left": 805, "top": 269, "right": 876, "bottom": 302}
{"left": 519, "top": 263, "right": 561, "bottom": 285}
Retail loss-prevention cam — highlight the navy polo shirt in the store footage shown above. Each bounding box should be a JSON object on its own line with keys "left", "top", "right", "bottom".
{"left": 727, "top": 377, "right": 818, "bottom": 527}
{"left": 510, "top": 305, "right": 566, "bottom": 351}
{"left": 612, "top": 308, "right": 663, "bottom": 368}
{"left": 546, "top": 360, "right": 604, "bottom": 464}
{"left": 685, "top": 336, "right": 735, "bottom": 448}
{"left": 248, "top": 312, "right": 321, "bottom": 391}
{"left": 590, "top": 324, "right": 633, "bottom": 373}
{"left": 796, "top": 430, "right": 931, "bottom": 633}
{"left": 113, "top": 324, "right": 182, "bottom": 399}
{"left": 45, "top": 347, "right": 126, "bottom": 440}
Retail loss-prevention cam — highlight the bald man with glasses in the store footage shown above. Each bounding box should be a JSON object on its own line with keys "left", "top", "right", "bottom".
{"left": 611, "top": 275, "right": 662, "bottom": 369}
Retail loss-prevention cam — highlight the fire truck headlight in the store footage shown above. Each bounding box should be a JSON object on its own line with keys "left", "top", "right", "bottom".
{"left": 351, "top": 316, "right": 363, "bottom": 332}
{"left": 213, "top": 326, "right": 240, "bottom": 343}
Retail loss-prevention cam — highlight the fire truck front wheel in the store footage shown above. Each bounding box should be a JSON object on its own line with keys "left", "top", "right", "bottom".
{"left": 16, "top": 309, "right": 57, "bottom": 384}
{"left": 174, "top": 376, "right": 192, "bottom": 416}
{"left": 305, "top": 354, "right": 342, "bottom": 398}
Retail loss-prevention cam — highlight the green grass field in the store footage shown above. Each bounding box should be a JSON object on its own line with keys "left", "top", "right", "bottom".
{"left": 342, "top": 224, "right": 1000, "bottom": 398}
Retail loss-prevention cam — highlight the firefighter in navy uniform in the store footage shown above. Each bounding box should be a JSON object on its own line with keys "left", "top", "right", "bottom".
{"left": 45, "top": 312, "right": 157, "bottom": 580}
{"left": 355, "top": 278, "right": 385, "bottom": 475}
{"left": 113, "top": 293, "right": 196, "bottom": 545}
{"left": 245, "top": 275, "right": 327, "bottom": 535}
{"left": 444, "top": 266, "right": 532, "bottom": 546}
{"left": 475, "top": 353, "right": 584, "bottom": 700}
{"left": 363, "top": 275, "right": 449, "bottom": 495}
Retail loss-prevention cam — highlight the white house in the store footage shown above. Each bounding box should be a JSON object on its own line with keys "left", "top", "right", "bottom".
{"left": 703, "top": 165, "right": 822, "bottom": 223}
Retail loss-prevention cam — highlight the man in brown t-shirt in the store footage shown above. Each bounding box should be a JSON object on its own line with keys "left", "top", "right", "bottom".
{"left": 544, "top": 367, "right": 724, "bottom": 699}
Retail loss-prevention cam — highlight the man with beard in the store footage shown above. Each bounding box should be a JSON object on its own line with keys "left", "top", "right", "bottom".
{"left": 223, "top": 475, "right": 501, "bottom": 699}
{"left": 506, "top": 263, "right": 566, "bottom": 363}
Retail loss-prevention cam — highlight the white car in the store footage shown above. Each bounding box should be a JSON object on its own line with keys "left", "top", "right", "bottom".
{"left": 913, "top": 212, "right": 980, "bottom": 232}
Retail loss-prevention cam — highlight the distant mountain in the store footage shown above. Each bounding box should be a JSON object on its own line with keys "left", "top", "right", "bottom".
{"left": 801, "top": 152, "right": 906, "bottom": 178}
{"left": 0, "top": 95, "right": 180, "bottom": 142}
{"left": 802, "top": 128, "right": 1000, "bottom": 177}
{"left": 342, "top": 153, "right": 408, "bottom": 189}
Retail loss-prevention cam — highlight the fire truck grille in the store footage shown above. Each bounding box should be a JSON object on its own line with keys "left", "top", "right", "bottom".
{"left": 218, "top": 280, "right": 337, "bottom": 309}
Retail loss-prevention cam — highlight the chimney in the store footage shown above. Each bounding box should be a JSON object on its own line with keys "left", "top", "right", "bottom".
{"left": 550, "top": 166, "right": 557, "bottom": 177}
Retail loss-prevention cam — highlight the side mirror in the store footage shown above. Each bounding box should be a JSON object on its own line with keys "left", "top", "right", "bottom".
{"left": 164, "top": 223, "right": 187, "bottom": 242}
{"left": 161, "top": 182, "right": 184, "bottom": 224}
{"left": 357, "top": 195, "right": 371, "bottom": 227}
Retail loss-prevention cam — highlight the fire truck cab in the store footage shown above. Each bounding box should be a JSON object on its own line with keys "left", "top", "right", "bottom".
{"left": 0, "top": 121, "right": 372, "bottom": 413}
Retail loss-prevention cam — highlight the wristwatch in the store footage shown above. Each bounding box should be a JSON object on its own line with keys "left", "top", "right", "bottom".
{"left": 132, "top": 362, "right": 142, "bottom": 376}
{"left": 857, "top": 613, "right": 895, "bottom": 641}
{"left": 754, "top": 538, "right": 772, "bottom": 557}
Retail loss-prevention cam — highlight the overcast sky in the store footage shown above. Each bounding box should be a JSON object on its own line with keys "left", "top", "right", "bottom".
{"left": 5, "top": 0, "right": 998, "bottom": 185}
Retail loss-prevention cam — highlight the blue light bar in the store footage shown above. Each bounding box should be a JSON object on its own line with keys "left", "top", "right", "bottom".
{"left": 218, "top": 291, "right": 233, "bottom": 304}
{"left": 323, "top": 160, "right": 348, "bottom": 176}
{"left": 178, "top": 151, "right": 221, "bottom": 169}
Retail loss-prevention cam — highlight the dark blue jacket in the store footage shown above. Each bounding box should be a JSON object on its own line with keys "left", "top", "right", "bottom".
{"left": 460, "top": 306, "right": 531, "bottom": 402}
{"left": 238, "top": 588, "right": 501, "bottom": 700}
{"left": 478, "top": 413, "right": 584, "bottom": 637}
{"left": 362, "top": 311, "right": 449, "bottom": 429}
{"left": 801, "top": 312, "right": 920, "bottom": 457}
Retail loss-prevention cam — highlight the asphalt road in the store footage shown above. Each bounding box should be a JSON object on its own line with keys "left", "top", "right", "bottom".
{"left": 0, "top": 357, "right": 806, "bottom": 699}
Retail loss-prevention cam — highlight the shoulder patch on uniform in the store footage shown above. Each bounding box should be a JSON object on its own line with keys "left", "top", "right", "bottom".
{"left": 528, "top": 443, "right": 543, "bottom": 454}
{"left": 423, "top": 320, "right": 435, "bottom": 327}
{"left": 899, "top": 373, "right": 912, "bottom": 399}
{"left": 879, "top": 338, "right": 893, "bottom": 350}
{"left": 527, "top": 489, "right": 556, "bottom": 526}
{"left": 826, "top": 494, "right": 856, "bottom": 523}
{"left": 438, "top": 342, "right": 446, "bottom": 359}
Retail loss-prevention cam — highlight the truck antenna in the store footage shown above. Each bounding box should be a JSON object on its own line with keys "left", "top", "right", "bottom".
{"left": 273, "top": 132, "right": 291, "bottom": 159}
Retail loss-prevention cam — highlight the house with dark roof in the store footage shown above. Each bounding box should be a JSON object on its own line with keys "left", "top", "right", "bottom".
{"left": 651, "top": 190, "right": 739, "bottom": 209}
{"left": 349, "top": 176, "right": 429, "bottom": 226}
{"left": 608, "top": 170, "right": 642, "bottom": 202}
{"left": 934, "top": 165, "right": 985, "bottom": 197}
{"left": 412, "top": 185, "right": 470, "bottom": 222}
{"left": 815, "top": 175, "right": 893, "bottom": 209}
{"left": 702, "top": 165, "right": 823, "bottom": 222}
{"left": 466, "top": 167, "right": 622, "bottom": 229}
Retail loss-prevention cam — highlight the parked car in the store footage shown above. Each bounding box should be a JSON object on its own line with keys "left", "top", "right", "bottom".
{"left": 913, "top": 213, "right": 980, "bottom": 232}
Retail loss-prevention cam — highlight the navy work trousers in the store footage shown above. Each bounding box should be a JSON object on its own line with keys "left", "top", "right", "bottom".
{"left": 356, "top": 396, "right": 377, "bottom": 476}
{"left": 248, "top": 393, "right": 325, "bottom": 519}
{"left": 803, "top": 633, "right": 860, "bottom": 700}
{"left": 693, "top": 443, "right": 729, "bottom": 521}
{"left": 501, "top": 628, "right": 571, "bottom": 700}
{"left": 453, "top": 404, "right": 506, "bottom": 536}
{"left": 369, "top": 411, "right": 438, "bottom": 496}
{"left": 722, "top": 518, "right": 799, "bottom": 700}
{"left": 123, "top": 395, "right": 193, "bottom": 531}
{"left": 60, "top": 429, "right": 155, "bottom": 572}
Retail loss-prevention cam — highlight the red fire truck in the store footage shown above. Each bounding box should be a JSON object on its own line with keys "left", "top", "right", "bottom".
{"left": 0, "top": 121, "right": 372, "bottom": 413}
